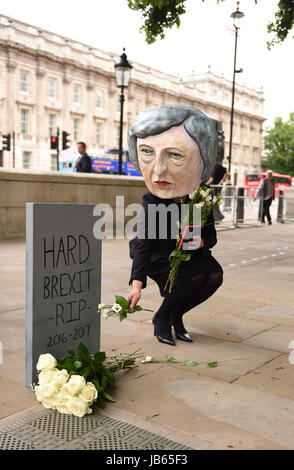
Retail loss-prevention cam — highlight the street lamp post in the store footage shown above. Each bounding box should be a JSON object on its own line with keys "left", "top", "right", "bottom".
{"left": 114, "top": 49, "right": 132, "bottom": 175}
{"left": 228, "top": 1, "right": 244, "bottom": 183}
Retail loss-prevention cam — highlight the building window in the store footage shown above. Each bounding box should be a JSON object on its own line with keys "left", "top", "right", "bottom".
{"left": 116, "top": 127, "right": 120, "bottom": 147}
{"left": 23, "top": 151, "right": 31, "bottom": 169}
{"left": 20, "top": 70, "right": 30, "bottom": 93}
{"left": 96, "top": 89, "right": 103, "bottom": 109}
{"left": 48, "top": 114, "right": 56, "bottom": 137}
{"left": 73, "top": 118, "right": 81, "bottom": 140}
{"left": 73, "top": 84, "right": 82, "bottom": 105}
{"left": 135, "top": 101, "right": 141, "bottom": 115}
{"left": 20, "top": 109, "right": 29, "bottom": 135}
{"left": 51, "top": 154, "right": 58, "bottom": 171}
{"left": 233, "top": 124, "right": 238, "bottom": 141}
{"left": 243, "top": 126, "right": 248, "bottom": 143}
{"left": 117, "top": 96, "right": 121, "bottom": 113}
{"left": 96, "top": 122, "right": 103, "bottom": 145}
{"left": 48, "top": 78, "right": 57, "bottom": 99}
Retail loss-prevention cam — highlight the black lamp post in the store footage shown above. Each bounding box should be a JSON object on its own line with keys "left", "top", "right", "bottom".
{"left": 228, "top": 1, "right": 244, "bottom": 182}
{"left": 114, "top": 48, "right": 132, "bottom": 175}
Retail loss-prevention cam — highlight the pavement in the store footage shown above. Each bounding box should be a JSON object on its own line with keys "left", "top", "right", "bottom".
{"left": 1, "top": 219, "right": 294, "bottom": 450}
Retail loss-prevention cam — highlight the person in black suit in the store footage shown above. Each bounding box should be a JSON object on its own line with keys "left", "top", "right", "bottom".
{"left": 126, "top": 105, "right": 223, "bottom": 346}
{"left": 74, "top": 142, "right": 92, "bottom": 173}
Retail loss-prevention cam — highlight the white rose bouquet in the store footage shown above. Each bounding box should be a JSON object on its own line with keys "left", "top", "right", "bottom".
{"left": 164, "top": 185, "right": 222, "bottom": 294}
{"left": 98, "top": 295, "right": 153, "bottom": 322}
{"left": 34, "top": 344, "right": 142, "bottom": 416}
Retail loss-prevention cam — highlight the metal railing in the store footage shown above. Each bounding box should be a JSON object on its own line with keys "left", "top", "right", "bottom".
{"left": 210, "top": 184, "right": 264, "bottom": 230}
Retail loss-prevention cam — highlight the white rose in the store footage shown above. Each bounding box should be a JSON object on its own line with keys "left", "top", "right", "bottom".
{"left": 56, "top": 402, "right": 71, "bottom": 415}
{"left": 69, "top": 398, "right": 89, "bottom": 417}
{"left": 51, "top": 369, "right": 69, "bottom": 387}
{"left": 79, "top": 382, "right": 98, "bottom": 404}
{"left": 102, "top": 308, "right": 111, "bottom": 319}
{"left": 98, "top": 303, "right": 106, "bottom": 309}
{"left": 36, "top": 383, "right": 58, "bottom": 399}
{"left": 65, "top": 375, "right": 86, "bottom": 396}
{"left": 38, "top": 367, "right": 56, "bottom": 384}
{"left": 41, "top": 398, "right": 56, "bottom": 410}
{"left": 145, "top": 356, "right": 152, "bottom": 362}
{"left": 112, "top": 303, "right": 122, "bottom": 313}
{"left": 289, "top": 351, "right": 294, "bottom": 365}
{"left": 36, "top": 353, "right": 57, "bottom": 371}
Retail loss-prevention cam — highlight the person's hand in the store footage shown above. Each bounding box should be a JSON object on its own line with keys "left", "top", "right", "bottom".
{"left": 126, "top": 280, "right": 142, "bottom": 309}
{"left": 184, "top": 236, "right": 204, "bottom": 250}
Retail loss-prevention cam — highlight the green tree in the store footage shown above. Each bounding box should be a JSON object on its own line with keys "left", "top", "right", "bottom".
{"left": 264, "top": 113, "right": 294, "bottom": 175}
{"left": 127, "top": 0, "right": 294, "bottom": 48}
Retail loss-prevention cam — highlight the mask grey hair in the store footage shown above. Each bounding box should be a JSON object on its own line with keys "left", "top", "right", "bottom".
{"left": 127, "top": 104, "right": 218, "bottom": 181}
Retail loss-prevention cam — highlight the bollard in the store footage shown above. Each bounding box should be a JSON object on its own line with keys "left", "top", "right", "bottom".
{"left": 236, "top": 187, "right": 244, "bottom": 223}
{"left": 277, "top": 189, "right": 284, "bottom": 223}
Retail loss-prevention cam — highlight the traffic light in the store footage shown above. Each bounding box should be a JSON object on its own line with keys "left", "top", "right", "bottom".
{"left": 62, "top": 131, "right": 71, "bottom": 150}
{"left": 2, "top": 133, "right": 11, "bottom": 151}
{"left": 50, "top": 135, "right": 58, "bottom": 150}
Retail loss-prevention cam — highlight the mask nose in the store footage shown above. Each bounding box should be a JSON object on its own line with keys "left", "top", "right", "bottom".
{"left": 154, "top": 153, "right": 167, "bottom": 176}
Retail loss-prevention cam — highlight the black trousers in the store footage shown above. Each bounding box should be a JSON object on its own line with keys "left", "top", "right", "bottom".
{"left": 262, "top": 197, "right": 273, "bottom": 222}
{"left": 145, "top": 258, "right": 223, "bottom": 330}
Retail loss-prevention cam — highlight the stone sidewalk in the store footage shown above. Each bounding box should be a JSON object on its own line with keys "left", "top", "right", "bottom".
{"left": 0, "top": 221, "right": 294, "bottom": 449}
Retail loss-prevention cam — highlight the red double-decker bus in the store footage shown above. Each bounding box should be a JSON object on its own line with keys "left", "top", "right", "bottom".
{"left": 245, "top": 172, "right": 292, "bottom": 197}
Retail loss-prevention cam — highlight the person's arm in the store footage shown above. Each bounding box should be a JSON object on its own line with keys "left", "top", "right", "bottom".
{"left": 201, "top": 211, "right": 217, "bottom": 249}
{"left": 219, "top": 172, "right": 228, "bottom": 185}
{"left": 126, "top": 193, "right": 153, "bottom": 308}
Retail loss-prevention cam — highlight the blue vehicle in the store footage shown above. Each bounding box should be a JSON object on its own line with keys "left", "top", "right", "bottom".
{"left": 59, "top": 149, "right": 141, "bottom": 177}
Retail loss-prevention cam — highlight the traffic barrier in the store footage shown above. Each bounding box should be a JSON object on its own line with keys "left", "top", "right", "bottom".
{"left": 277, "top": 187, "right": 294, "bottom": 223}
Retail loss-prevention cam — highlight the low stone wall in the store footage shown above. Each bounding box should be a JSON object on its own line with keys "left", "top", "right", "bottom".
{"left": 0, "top": 169, "right": 147, "bottom": 239}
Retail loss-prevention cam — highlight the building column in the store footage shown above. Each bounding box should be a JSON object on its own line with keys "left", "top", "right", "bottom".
{"left": 5, "top": 56, "right": 17, "bottom": 168}
{"left": 35, "top": 61, "right": 46, "bottom": 169}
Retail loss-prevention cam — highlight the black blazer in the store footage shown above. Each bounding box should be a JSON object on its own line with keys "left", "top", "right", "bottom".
{"left": 74, "top": 153, "right": 92, "bottom": 173}
{"left": 129, "top": 189, "right": 218, "bottom": 289}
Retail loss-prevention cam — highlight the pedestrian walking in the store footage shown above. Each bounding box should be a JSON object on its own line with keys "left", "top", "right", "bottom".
{"left": 256, "top": 170, "right": 275, "bottom": 225}
{"left": 74, "top": 142, "right": 92, "bottom": 173}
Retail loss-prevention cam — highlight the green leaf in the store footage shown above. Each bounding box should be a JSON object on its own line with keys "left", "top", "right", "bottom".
{"left": 206, "top": 361, "right": 219, "bottom": 368}
{"left": 94, "top": 352, "right": 106, "bottom": 363}
{"left": 91, "top": 379, "right": 102, "bottom": 392}
{"left": 82, "top": 366, "right": 92, "bottom": 379}
{"left": 102, "top": 391, "right": 116, "bottom": 402}
{"left": 67, "top": 349, "right": 75, "bottom": 356}
{"left": 165, "top": 354, "right": 177, "bottom": 363}
{"left": 119, "top": 311, "right": 128, "bottom": 321}
{"left": 181, "top": 360, "right": 198, "bottom": 366}
{"left": 77, "top": 342, "right": 90, "bottom": 356}
{"left": 96, "top": 394, "right": 105, "bottom": 409}
{"left": 115, "top": 295, "right": 130, "bottom": 309}
{"left": 103, "top": 370, "right": 115, "bottom": 385}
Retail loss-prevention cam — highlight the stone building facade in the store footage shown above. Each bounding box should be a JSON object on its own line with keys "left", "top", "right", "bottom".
{"left": 0, "top": 15, "right": 265, "bottom": 184}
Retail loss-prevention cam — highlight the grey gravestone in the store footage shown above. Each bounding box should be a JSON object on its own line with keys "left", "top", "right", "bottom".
{"left": 26, "top": 203, "right": 101, "bottom": 387}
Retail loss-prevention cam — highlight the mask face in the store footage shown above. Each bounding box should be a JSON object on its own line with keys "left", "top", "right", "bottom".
{"left": 137, "top": 124, "right": 204, "bottom": 199}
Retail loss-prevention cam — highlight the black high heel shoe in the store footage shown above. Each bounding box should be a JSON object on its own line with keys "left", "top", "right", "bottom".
{"left": 152, "top": 315, "right": 175, "bottom": 346}
{"left": 170, "top": 315, "right": 193, "bottom": 343}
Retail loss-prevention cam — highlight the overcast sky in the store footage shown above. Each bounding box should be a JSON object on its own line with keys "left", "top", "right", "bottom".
{"left": 2, "top": 0, "right": 293, "bottom": 126}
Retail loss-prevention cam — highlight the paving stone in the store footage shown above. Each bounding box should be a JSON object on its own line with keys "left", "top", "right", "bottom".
{"left": 165, "top": 379, "right": 294, "bottom": 449}
{"left": 242, "top": 325, "right": 294, "bottom": 353}
{"left": 233, "top": 354, "right": 294, "bottom": 401}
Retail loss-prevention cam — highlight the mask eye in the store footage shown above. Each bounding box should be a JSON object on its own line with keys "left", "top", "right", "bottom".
{"left": 168, "top": 152, "right": 185, "bottom": 166}
{"left": 140, "top": 148, "right": 155, "bottom": 161}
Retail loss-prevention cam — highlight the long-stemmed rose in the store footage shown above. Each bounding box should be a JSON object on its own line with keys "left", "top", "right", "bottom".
{"left": 98, "top": 295, "right": 153, "bottom": 321}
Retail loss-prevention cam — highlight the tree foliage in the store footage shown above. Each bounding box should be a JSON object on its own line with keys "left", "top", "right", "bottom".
{"left": 127, "top": 0, "right": 294, "bottom": 48}
{"left": 264, "top": 113, "right": 294, "bottom": 175}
